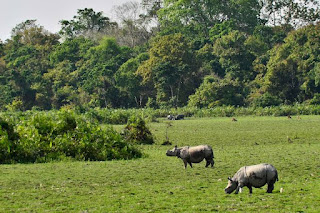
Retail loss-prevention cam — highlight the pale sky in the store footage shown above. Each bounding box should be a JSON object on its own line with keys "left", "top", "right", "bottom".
{"left": 0, "top": 0, "right": 137, "bottom": 41}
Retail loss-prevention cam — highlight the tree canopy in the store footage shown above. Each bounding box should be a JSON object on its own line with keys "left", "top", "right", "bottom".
{"left": 0, "top": 1, "right": 319, "bottom": 111}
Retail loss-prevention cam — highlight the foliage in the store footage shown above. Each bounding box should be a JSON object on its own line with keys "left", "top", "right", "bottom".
{"left": 122, "top": 115, "right": 154, "bottom": 145}
{"left": 159, "top": 0, "right": 262, "bottom": 38}
{"left": 77, "top": 37, "right": 133, "bottom": 108}
{"left": 308, "top": 93, "right": 320, "bottom": 105}
{"left": 81, "top": 105, "right": 320, "bottom": 126}
{"left": 249, "top": 92, "right": 282, "bottom": 107}
{"left": 0, "top": 6, "right": 320, "bottom": 110}
{"left": 137, "top": 33, "right": 197, "bottom": 107}
{"left": 115, "top": 53, "right": 150, "bottom": 107}
{"left": 262, "top": 0, "right": 320, "bottom": 27}
{"left": 0, "top": 110, "right": 142, "bottom": 163}
{"left": 188, "top": 75, "right": 245, "bottom": 107}
{"left": 213, "top": 30, "right": 256, "bottom": 81}
{"left": 264, "top": 23, "right": 320, "bottom": 104}
{"left": 3, "top": 20, "right": 59, "bottom": 110}
{"left": 59, "top": 8, "right": 117, "bottom": 39}
{"left": 112, "top": 1, "right": 156, "bottom": 47}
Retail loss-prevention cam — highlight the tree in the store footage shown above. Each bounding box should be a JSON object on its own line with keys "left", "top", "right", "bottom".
{"left": 213, "top": 31, "right": 256, "bottom": 81}
{"left": 49, "top": 37, "right": 94, "bottom": 66}
{"left": 77, "top": 37, "right": 133, "bottom": 108}
{"left": 137, "top": 33, "right": 197, "bottom": 107}
{"left": 196, "top": 44, "right": 224, "bottom": 78}
{"left": 261, "top": 0, "right": 320, "bottom": 27}
{"left": 46, "top": 37, "right": 94, "bottom": 108}
{"left": 112, "top": 1, "right": 155, "bottom": 47}
{"left": 0, "top": 55, "right": 12, "bottom": 110}
{"left": 141, "top": 0, "right": 162, "bottom": 30}
{"left": 11, "top": 19, "right": 59, "bottom": 45}
{"left": 158, "top": 0, "right": 262, "bottom": 39}
{"left": 3, "top": 20, "right": 59, "bottom": 110}
{"left": 59, "top": 8, "right": 117, "bottom": 39}
{"left": 115, "top": 53, "right": 151, "bottom": 107}
{"left": 188, "top": 75, "right": 245, "bottom": 107}
{"left": 0, "top": 40, "right": 4, "bottom": 57}
{"left": 263, "top": 23, "right": 320, "bottom": 103}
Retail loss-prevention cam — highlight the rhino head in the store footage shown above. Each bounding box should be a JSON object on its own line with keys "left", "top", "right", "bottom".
{"left": 166, "top": 145, "right": 180, "bottom": 157}
{"left": 225, "top": 177, "right": 238, "bottom": 194}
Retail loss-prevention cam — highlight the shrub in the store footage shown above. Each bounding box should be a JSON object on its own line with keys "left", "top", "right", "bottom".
{"left": 0, "top": 111, "right": 142, "bottom": 164}
{"left": 122, "top": 116, "right": 154, "bottom": 145}
{"left": 0, "top": 117, "right": 20, "bottom": 163}
{"left": 309, "top": 93, "right": 320, "bottom": 105}
{"left": 250, "top": 92, "right": 282, "bottom": 107}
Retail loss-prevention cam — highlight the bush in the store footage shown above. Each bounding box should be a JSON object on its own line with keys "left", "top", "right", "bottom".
{"left": 309, "top": 93, "right": 320, "bottom": 105}
{"left": 0, "top": 117, "right": 20, "bottom": 163}
{"left": 250, "top": 92, "right": 282, "bottom": 107}
{"left": 0, "top": 111, "right": 142, "bottom": 163}
{"left": 122, "top": 116, "right": 154, "bottom": 145}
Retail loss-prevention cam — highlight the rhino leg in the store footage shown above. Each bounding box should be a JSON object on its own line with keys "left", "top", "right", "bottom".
{"left": 235, "top": 182, "right": 244, "bottom": 194}
{"left": 267, "top": 174, "right": 277, "bottom": 193}
{"left": 267, "top": 183, "right": 274, "bottom": 193}
{"left": 210, "top": 159, "right": 214, "bottom": 167}
{"left": 205, "top": 160, "right": 210, "bottom": 167}
{"left": 235, "top": 186, "right": 240, "bottom": 194}
{"left": 183, "top": 160, "right": 188, "bottom": 169}
{"left": 205, "top": 158, "right": 214, "bottom": 167}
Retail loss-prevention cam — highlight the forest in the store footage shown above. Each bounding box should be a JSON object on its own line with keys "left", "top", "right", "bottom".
{"left": 0, "top": 0, "right": 320, "bottom": 111}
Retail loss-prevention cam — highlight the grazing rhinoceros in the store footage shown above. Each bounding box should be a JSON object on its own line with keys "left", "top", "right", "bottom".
{"left": 166, "top": 145, "right": 214, "bottom": 168}
{"left": 167, "top": 114, "right": 185, "bottom": 120}
{"left": 167, "top": 114, "right": 175, "bottom": 120}
{"left": 175, "top": 114, "right": 184, "bottom": 120}
{"left": 225, "top": 163, "right": 278, "bottom": 194}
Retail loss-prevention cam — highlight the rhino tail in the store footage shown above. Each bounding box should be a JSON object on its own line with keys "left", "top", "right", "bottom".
{"left": 273, "top": 169, "right": 279, "bottom": 182}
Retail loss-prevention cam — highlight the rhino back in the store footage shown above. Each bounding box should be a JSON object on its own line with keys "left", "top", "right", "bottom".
{"left": 245, "top": 164, "right": 277, "bottom": 187}
{"left": 188, "top": 147, "right": 205, "bottom": 162}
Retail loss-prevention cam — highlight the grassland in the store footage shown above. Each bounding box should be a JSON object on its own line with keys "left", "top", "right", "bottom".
{"left": 0, "top": 116, "right": 319, "bottom": 212}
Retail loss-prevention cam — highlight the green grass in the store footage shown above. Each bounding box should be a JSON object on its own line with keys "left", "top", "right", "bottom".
{"left": 0, "top": 116, "right": 319, "bottom": 212}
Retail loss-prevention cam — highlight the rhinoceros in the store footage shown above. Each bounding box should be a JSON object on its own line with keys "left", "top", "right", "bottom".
{"left": 166, "top": 145, "right": 214, "bottom": 168}
{"left": 225, "top": 163, "right": 278, "bottom": 194}
{"left": 175, "top": 114, "right": 184, "bottom": 120}
{"left": 167, "top": 114, "right": 185, "bottom": 120}
{"left": 167, "top": 114, "right": 175, "bottom": 120}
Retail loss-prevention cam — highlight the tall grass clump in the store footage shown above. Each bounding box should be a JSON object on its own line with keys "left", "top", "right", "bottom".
{"left": 0, "top": 111, "right": 142, "bottom": 163}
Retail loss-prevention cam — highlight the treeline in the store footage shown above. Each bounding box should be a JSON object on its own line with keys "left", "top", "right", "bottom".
{"left": 0, "top": 0, "right": 320, "bottom": 111}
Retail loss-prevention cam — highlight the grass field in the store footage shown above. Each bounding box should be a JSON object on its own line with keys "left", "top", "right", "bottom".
{"left": 0, "top": 116, "right": 319, "bottom": 212}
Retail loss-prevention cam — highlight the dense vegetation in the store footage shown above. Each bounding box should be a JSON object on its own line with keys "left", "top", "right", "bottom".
{"left": 0, "top": 110, "right": 142, "bottom": 163}
{"left": 2, "top": 104, "right": 320, "bottom": 163}
{"left": 0, "top": 0, "right": 319, "bottom": 111}
{"left": 0, "top": 116, "right": 319, "bottom": 212}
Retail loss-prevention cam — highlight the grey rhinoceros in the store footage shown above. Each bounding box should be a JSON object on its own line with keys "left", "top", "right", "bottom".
{"left": 167, "top": 114, "right": 185, "bottom": 120}
{"left": 225, "top": 163, "right": 278, "bottom": 194}
{"left": 166, "top": 145, "right": 214, "bottom": 168}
